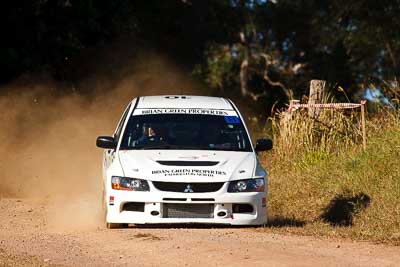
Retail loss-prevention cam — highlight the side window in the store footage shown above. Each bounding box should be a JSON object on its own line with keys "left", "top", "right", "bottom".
{"left": 114, "top": 103, "right": 132, "bottom": 142}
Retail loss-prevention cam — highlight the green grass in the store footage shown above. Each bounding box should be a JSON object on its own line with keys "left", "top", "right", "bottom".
{"left": 261, "top": 107, "right": 400, "bottom": 245}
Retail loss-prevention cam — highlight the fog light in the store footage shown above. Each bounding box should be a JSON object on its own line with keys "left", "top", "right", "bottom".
{"left": 151, "top": 210, "right": 160, "bottom": 216}
{"left": 217, "top": 211, "right": 227, "bottom": 217}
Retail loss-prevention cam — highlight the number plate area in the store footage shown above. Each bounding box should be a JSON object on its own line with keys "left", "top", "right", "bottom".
{"left": 162, "top": 203, "right": 214, "bottom": 219}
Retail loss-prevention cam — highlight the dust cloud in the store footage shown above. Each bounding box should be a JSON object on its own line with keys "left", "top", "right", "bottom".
{"left": 0, "top": 53, "right": 205, "bottom": 231}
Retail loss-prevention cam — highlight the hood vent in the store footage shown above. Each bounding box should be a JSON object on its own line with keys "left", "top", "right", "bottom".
{"left": 156, "top": 161, "right": 219, "bottom": 166}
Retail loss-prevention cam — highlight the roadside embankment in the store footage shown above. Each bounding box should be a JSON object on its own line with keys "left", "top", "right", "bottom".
{"left": 262, "top": 106, "right": 400, "bottom": 245}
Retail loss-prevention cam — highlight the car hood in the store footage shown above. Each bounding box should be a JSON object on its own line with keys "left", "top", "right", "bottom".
{"left": 118, "top": 150, "right": 256, "bottom": 182}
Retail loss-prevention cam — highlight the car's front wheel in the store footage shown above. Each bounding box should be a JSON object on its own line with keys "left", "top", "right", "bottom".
{"left": 106, "top": 223, "right": 129, "bottom": 229}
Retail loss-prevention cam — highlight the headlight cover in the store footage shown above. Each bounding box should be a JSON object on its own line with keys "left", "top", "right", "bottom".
{"left": 111, "top": 176, "right": 150, "bottom": 191}
{"left": 228, "top": 178, "right": 265, "bottom": 193}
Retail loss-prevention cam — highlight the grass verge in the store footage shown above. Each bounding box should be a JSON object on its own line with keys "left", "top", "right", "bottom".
{"left": 260, "top": 106, "right": 400, "bottom": 245}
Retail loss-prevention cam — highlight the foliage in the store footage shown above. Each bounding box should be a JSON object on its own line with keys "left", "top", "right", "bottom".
{"left": 195, "top": 0, "right": 400, "bottom": 102}
{"left": 0, "top": 1, "right": 234, "bottom": 83}
{"left": 0, "top": 0, "right": 137, "bottom": 81}
{"left": 1, "top": 0, "right": 400, "bottom": 105}
{"left": 193, "top": 44, "right": 238, "bottom": 91}
{"left": 270, "top": 109, "right": 363, "bottom": 159}
{"left": 261, "top": 86, "right": 400, "bottom": 244}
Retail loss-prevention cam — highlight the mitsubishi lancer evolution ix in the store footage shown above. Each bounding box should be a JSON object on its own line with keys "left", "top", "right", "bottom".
{"left": 96, "top": 95, "right": 272, "bottom": 228}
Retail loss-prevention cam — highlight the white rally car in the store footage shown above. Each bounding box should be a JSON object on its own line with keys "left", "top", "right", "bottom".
{"left": 96, "top": 95, "right": 272, "bottom": 228}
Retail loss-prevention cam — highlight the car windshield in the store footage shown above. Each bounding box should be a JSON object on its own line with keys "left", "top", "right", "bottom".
{"left": 120, "top": 114, "right": 252, "bottom": 152}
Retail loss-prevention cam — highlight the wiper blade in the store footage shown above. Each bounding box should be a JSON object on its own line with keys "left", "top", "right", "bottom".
{"left": 138, "top": 145, "right": 174, "bottom": 150}
{"left": 168, "top": 145, "right": 210, "bottom": 150}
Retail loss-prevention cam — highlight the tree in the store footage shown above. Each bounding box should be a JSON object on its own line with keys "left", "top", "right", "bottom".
{"left": 195, "top": 0, "right": 400, "bottom": 104}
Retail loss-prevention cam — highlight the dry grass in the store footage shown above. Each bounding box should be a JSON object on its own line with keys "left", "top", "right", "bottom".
{"left": 261, "top": 94, "right": 400, "bottom": 245}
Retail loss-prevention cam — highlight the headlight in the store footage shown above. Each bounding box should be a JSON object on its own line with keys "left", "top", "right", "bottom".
{"left": 228, "top": 178, "right": 265, "bottom": 193}
{"left": 111, "top": 176, "right": 150, "bottom": 191}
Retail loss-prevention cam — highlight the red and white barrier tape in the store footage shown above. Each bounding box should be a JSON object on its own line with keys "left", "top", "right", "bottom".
{"left": 288, "top": 100, "right": 367, "bottom": 112}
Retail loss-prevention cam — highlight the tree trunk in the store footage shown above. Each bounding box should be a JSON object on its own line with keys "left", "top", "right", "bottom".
{"left": 240, "top": 58, "right": 249, "bottom": 97}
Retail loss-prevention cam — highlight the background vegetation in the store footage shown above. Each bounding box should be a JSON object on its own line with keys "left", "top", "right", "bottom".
{"left": 1, "top": 0, "right": 400, "bottom": 111}
{"left": 261, "top": 91, "right": 399, "bottom": 244}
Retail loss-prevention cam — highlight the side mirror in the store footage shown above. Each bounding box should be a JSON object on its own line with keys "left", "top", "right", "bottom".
{"left": 255, "top": 138, "right": 273, "bottom": 152}
{"left": 96, "top": 136, "right": 117, "bottom": 149}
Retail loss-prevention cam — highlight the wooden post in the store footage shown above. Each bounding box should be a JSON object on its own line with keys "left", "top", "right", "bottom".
{"left": 361, "top": 100, "right": 367, "bottom": 151}
{"left": 308, "top": 80, "right": 326, "bottom": 118}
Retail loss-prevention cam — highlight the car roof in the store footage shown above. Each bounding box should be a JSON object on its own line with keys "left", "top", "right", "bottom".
{"left": 134, "top": 95, "right": 234, "bottom": 110}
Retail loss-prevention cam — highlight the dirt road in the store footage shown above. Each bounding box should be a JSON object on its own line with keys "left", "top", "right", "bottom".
{"left": 0, "top": 198, "right": 399, "bottom": 267}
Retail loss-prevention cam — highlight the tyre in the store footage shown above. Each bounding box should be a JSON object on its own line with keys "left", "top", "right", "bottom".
{"left": 106, "top": 223, "right": 129, "bottom": 229}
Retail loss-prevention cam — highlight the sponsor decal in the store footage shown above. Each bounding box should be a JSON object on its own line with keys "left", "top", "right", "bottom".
{"left": 178, "top": 155, "right": 209, "bottom": 160}
{"left": 178, "top": 156, "right": 200, "bottom": 160}
{"left": 224, "top": 116, "right": 241, "bottom": 124}
{"left": 106, "top": 150, "right": 115, "bottom": 165}
{"left": 152, "top": 169, "right": 227, "bottom": 177}
{"left": 133, "top": 108, "right": 237, "bottom": 116}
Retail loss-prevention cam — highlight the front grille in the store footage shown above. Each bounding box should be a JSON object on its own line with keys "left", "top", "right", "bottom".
{"left": 153, "top": 182, "right": 224, "bottom": 193}
{"left": 163, "top": 203, "right": 214, "bottom": 218}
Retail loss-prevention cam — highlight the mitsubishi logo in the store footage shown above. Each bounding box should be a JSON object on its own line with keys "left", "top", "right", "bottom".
{"left": 184, "top": 184, "right": 194, "bottom": 193}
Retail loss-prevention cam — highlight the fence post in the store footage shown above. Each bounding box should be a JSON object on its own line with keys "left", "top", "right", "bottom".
{"left": 308, "top": 80, "right": 326, "bottom": 118}
{"left": 361, "top": 100, "right": 367, "bottom": 151}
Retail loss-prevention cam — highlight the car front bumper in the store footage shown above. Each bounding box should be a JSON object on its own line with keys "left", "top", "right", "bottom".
{"left": 105, "top": 189, "right": 267, "bottom": 226}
